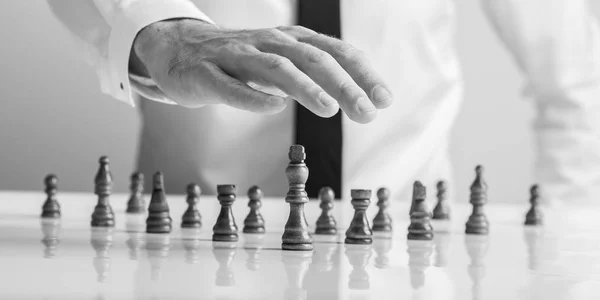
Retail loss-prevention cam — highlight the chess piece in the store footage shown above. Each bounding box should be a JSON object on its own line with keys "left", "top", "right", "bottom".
{"left": 213, "top": 184, "right": 239, "bottom": 242}
{"left": 146, "top": 172, "right": 172, "bottom": 233}
{"left": 432, "top": 180, "right": 450, "bottom": 220}
{"left": 406, "top": 239, "right": 434, "bottom": 290}
{"left": 213, "top": 242, "right": 237, "bottom": 286}
{"left": 373, "top": 238, "right": 392, "bottom": 269}
{"left": 91, "top": 156, "right": 115, "bottom": 227}
{"left": 126, "top": 172, "right": 145, "bottom": 214}
{"left": 345, "top": 189, "right": 373, "bottom": 244}
{"left": 181, "top": 183, "right": 202, "bottom": 229}
{"left": 434, "top": 232, "right": 452, "bottom": 267}
{"left": 281, "top": 251, "right": 312, "bottom": 299}
{"left": 243, "top": 233, "right": 265, "bottom": 271}
{"left": 407, "top": 181, "right": 434, "bottom": 240}
{"left": 372, "top": 187, "right": 392, "bottom": 233}
{"left": 146, "top": 234, "right": 171, "bottom": 281}
{"left": 524, "top": 184, "right": 543, "bottom": 226}
{"left": 90, "top": 227, "right": 114, "bottom": 282}
{"left": 465, "top": 165, "right": 489, "bottom": 235}
{"left": 125, "top": 215, "right": 145, "bottom": 260}
{"left": 345, "top": 244, "right": 373, "bottom": 290}
{"left": 243, "top": 185, "right": 265, "bottom": 234}
{"left": 282, "top": 145, "right": 313, "bottom": 251}
{"left": 41, "top": 174, "right": 61, "bottom": 218}
{"left": 465, "top": 235, "right": 490, "bottom": 300}
{"left": 315, "top": 186, "right": 337, "bottom": 235}
{"left": 40, "top": 218, "right": 61, "bottom": 258}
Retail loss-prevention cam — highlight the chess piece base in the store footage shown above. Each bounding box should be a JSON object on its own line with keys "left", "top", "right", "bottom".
{"left": 407, "top": 233, "right": 434, "bottom": 241}
{"left": 243, "top": 227, "right": 265, "bottom": 234}
{"left": 146, "top": 225, "right": 172, "bottom": 234}
{"left": 282, "top": 243, "right": 313, "bottom": 251}
{"left": 345, "top": 237, "right": 373, "bottom": 245}
{"left": 213, "top": 233, "right": 239, "bottom": 242}
{"left": 182, "top": 222, "right": 202, "bottom": 229}
{"left": 315, "top": 227, "right": 337, "bottom": 235}
{"left": 372, "top": 224, "right": 392, "bottom": 232}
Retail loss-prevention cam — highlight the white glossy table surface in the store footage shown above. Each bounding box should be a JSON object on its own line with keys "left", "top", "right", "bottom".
{"left": 1, "top": 191, "right": 599, "bottom": 300}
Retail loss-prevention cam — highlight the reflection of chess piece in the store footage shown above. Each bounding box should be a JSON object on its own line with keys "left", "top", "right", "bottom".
{"left": 373, "top": 238, "right": 392, "bottom": 269}
{"left": 90, "top": 227, "right": 114, "bottom": 283}
{"left": 182, "top": 238, "right": 202, "bottom": 265}
{"left": 212, "top": 242, "right": 237, "bottom": 286}
{"left": 345, "top": 244, "right": 372, "bottom": 290}
{"left": 282, "top": 251, "right": 313, "bottom": 300}
{"left": 372, "top": 187, "right": 392, "bottom": 233}
{"left": 41, "top": 174, "right": 61, "bottom": 218}
{"left": 243, "top": 233, "right": 265, "bottom": 271}
{"left": 312, "top": 235, "right": 339, "bottom": 272}
{"left": 40, "top": 218, "right": 61, "bottom": 258}
{"left": 146, "top": 234, "right": 171, "bottom": 281}
{"left": 433, "top": 232, "right": 452, "bottom": 267}
{"left": 524, "top": 184, "right": 543, "bottom": 226}
{"left": 523, "top": 227, "right": 543, "bottom": 271}
{"left": 465, "top": 235, "right": 490, "bottom": 300}
{"left": 125, "top": 215, "right": 146, "bottom": 260}
{"left": 406, "top": 239, "right": 433, "bottom": 290}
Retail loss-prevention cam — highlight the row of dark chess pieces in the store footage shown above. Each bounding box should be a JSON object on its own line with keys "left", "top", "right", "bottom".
{"left": 40, "top": 146, "right": 544, "bottom": 249}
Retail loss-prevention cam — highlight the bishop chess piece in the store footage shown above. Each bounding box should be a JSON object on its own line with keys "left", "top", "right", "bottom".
{"left": 407, "top": 181, "right": 434, "bottom": 241}
{"left": 181, "top": 183, "right": 202, "bottom": 229}
{"left": 243, "top": 185, "right": 265, "bottom": 234}
{"left": 146, "top": 234, "right": 171, "bottom": 281}
{"left": 213, "top": 242, "right": 237, "bottom": 286}
{"left": 373, "top": 238, "right": 392, "bottom": 269}
{"left": 432, "top": 180, "right": 450, "bottom": 220}
{"left": 407, "top": 239, "right": 434, "bottom": 290}
{"left": 345, "top": 189, "right": 373, "bottom": 245}
{"left": 281, "top": 251, "right": 313, "bottom": 299}
{"left": 146, "top": 172, "right": 172, "bottom": 234}
{"left": 315, "top": 186, "right": 337, "bottom": 235}
{"left": 465, "top": 165, "right": 489, "bottom": 235}
{"left": 213, "top": 184, "right": 239, "bottom": 242}
{"left": 243, "top": 233, "right": 265, "bottom": 271}
{"left": 465, "top": 235, "right": 490, "bottom": 300}
{"left": 90, "top": 227, "right": 114, "bottom": 283}
{"left": 345, "top": 244, "right": 373, "bottom": 290}
{"left": 282, "top": 145, "right": 313, "bottom": 251}
{"left": 40, "top": 218, "right": 61, "bottom": 258}
{"left": 126, "top": 172, "right": 145, "bottom": 214}
{"left": 91, "top": 156, "right": 115, "bottom": 227}
{"left": 524, "top": 184, "right": 543, "bottom": 226}
{"left": 372, "top": 187, "right": 392, "bottom": 233}
{"left": 41, "top": 174, "right": 61, "bottom": 218}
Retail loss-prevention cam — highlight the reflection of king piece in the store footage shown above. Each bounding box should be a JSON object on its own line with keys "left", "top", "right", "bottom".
{"left": 90, "top": 227, "right": 114, "bottom": 283}
{"left": 40, "top": 218, "right": 61, "bottom": 259}
{"left": 282, "top": 251, "right": 313, "bottom": 300}
{"left": 465, "top": 235, "right": 490, "bottom": 300}
{"left": 345, "top": 244, "right": 373, "bottom": 290}
{"left": 146, "top": 234, "right": 171, "bottom": 282}
{"left": 406, "top": 239, "right": 433, "bottom": 290}
{"left": 213, "top": 241, "right": 237, "bottom": 287}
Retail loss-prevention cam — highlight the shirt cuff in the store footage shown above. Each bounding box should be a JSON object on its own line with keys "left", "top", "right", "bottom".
{"left": 107, "top": 0, "right": 213, "bottom": 106}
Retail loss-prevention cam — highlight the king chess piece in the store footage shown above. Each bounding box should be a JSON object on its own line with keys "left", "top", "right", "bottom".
{"left": 91, "top": 156, "right": 115, "bottom": 227}
{"left": 213, "top": 184, "right": 239, "bottom": 242}
{"left": 41, "top": 174, "right": 61, "bottom": 218}
{"left": 126, "top": 172, "right": 145, "bottom": 214}
{"left": 524, "top": 184, "right": 543, "bottom": 226}
{"left": 315, "top": 186, "right": 337, "bottom": 235}
{"left": 181, "top": 183, "right": 202, "bottom": 229}
{"left": 345, "top": 189, "right": 373, "bottom": 244}
{"left": 243, "top": 185, "right": 265, "bottom": 234}
{"left": 432, "top": 180, "right": 450, "bottom": 220}
{"left": 465, "top": 165, "right": 489, "bottom": 235}
{"left": 282, "top": 145, "right": 313, "bottom": 251}
{"left": 146, "top": 172, "right": 172, "bottom": 234}
{"left": 407, "top": 181, "right": 434, "bottom": 241}
{"left": 372, "top": 187, "right": 392, "bottom": 233}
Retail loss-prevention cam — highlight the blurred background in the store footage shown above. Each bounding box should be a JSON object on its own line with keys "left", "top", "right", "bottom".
{"left": 0, "top": 1, "right": 564, "bottom": 203}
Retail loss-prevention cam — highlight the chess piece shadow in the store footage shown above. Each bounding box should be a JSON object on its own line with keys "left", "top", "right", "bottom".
{"left": 281, "top": 251, "right": 313, "bottom": 300}
{"left": 373, "top": 238, "right": 392, "bottom": 269}
{"left": 344, "top": 244, "right": 373, "bottom": 290}
{"left": 90, "top": 227, "right": 114, "bottom": 283}
{"left": 40, "top": 218, "right": 61, "bottom": 259}
{"left": 125, "top": 214, "right": 146, "bottom": 260}
{"left": 406, "top": 239, "right": 434, "bottom": 290}
{"left": 146, "top": 234, "right": 171, "bottom": 282}
{"left": 465, "top": 235, "right": 490, "bottom": 300}
{"left": 433, "top": 232, "right": 452, "bottom": 268}
{"left": 212, "top": 241, "right": 238, "bottom": 287}
{"left": 243, "top": 233, "right": 265, "bottom": 271}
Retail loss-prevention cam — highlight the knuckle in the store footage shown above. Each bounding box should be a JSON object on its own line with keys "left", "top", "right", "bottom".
{"left": 339, "top": 81, "right": 357, "bottom": 99}
{"left": 262, "top": 55, "right": 291, "bottom": 70}
{"left": 332, "top": 41, "right": 362, "bottom": 60}
{"left": 259, "top": 28, "right": 286, "bottom": 40}
{"left": 306, "top": 48, "right": 333, "bottom": 64}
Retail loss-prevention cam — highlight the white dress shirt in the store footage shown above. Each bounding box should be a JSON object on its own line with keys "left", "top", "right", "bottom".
{"left": 49, "top": 0, "right": 600, "bottom": 204}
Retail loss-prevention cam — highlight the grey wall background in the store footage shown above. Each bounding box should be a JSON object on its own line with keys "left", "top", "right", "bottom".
{"left": 2, "top": 1, "right": 582, "bottom": 203}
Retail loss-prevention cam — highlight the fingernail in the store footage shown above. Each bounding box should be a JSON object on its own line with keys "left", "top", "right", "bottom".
{"left": 372, "top": 86, "right": 392, "bottom": 105}
{"left": 357, "top": 97, "right": 376, "bottom": 113}
{"left": 318, "top": 91, "right": 338, "bottom": 107}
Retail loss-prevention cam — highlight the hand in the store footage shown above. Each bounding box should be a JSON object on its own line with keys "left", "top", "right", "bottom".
{"left": 132, "top": 19, "right": 393, "bottom": 123}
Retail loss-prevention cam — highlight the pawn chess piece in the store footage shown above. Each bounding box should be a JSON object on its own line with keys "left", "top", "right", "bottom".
{"left": 282, "top": 145, "right": 313, "bottom": 251}
{"left": 465, "top": 235, "right": 490, "bottom": 300}
{"left": 126, "top": 172, "right": 145, "bottom": 214}
{"left": 146, "top": 234, "right": 171, "bottom": 281}
{"left": 465, "top": 165, "right": 490, "bottom": 235}
{"left": 315, "top": 187, "right": 337, "bottom": 235}
{"left": 41, "top": 174, "right": 61, "bottom": 218}
{"left": 407, "top": 181, "right": 434, "bottom": 240}
{"left": 345, "top": 189, "right": 373, "bottom": 244}
{"left": 524, "top": 184, "right": 543, "bottom": 226}
{"left": 181, "top": 183, "right": 202, "bottom": 229}
{"left": 213, "top": 184, "right": 239, "bottom": 242}
{"left": 432, "top": 180, "right": 450, "bottom": 220}
{"left": 406, "top": 239, "right": 434, "bottom": 290}
{"left": 345, "top": 244, "right": 373, "bottom": 290}
{"left": 243, "top": 185, "right": 265, "bottom": 233}
{"left": 146, "top": 172, "right": 172, "bottom": 234}
{"left": 281, "top": 251, "right": 312, "bottom": 299}
{"left": 373, "top": 238, "right": 392, "bottom": 269}
{"left": 90, "top": 227, "right": 114, "bottom": 282}
{"left": 40, "top": 218, "right": 61, "bottom": 258}
{"left": 372, "top": 187, "right": 392, "bottom": 233}
{"left": 212, "top": 242, "right": 237, "bottom": 286}
{"left": 91, "top": 156, "right": 115, "bottom": 227}
{"left": 243, "top": 233, "right": 265, "bottom": 271}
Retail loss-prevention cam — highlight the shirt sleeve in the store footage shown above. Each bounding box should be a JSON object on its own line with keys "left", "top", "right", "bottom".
{"left": 48, "top": 0, "right": 213, "bottom": 106}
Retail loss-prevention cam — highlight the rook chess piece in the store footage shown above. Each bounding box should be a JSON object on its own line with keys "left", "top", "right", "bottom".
{"left": 41, "top": 174, "right": 61, "bottom": 218}
{"left": 407, "top": 181, "right": 434, "bottom": 240}
{"left": 126, "top": 172, "right": 145, "bottom": 214}
{"left": 91, "top": 156, "right": 115, "bottom": 227}
{"left": 282, "top": 145, "right": 313, "bottom": 251}
{"left": 345, "top": 189, "right": 373, "bottom": 245}
{"left": 372, "top": 187, "right": 392, "bottom": 233}
{"left": 465, "top": 165, "right": 489, "bottom": 235}
{"left": 315, "top": 186, "right": 337, "bottom": 235}
{"left": 146, "top": 172, "right": 172, "bottom": 233}
{"left": 181, "top": 183, "right": 202, "bottom": 229}
{"left": 524, "top": 184, "right": 543, "bottom": 226}
{"left": 243, "top": 185, "right": 265, "bottom": 234}
{"left": 213, "top": 184, "right": 239, "bottom": 242}
{"left": 432, "top": 180, "right": 450, "bottom": 220}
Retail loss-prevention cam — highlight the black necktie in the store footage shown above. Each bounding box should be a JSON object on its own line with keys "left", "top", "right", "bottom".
{"left": 296, "top": 0, "right": 342, "bottom": 199}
